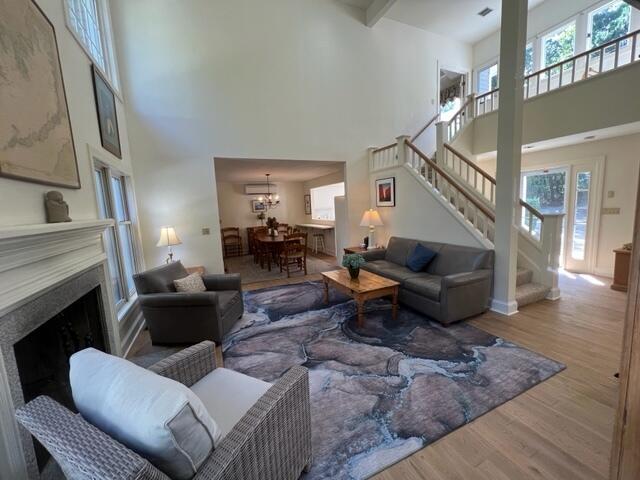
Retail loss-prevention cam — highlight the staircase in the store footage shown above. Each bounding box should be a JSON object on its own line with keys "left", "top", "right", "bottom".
{"left": 516, "top": 267, "right": 550, "bottom": 308}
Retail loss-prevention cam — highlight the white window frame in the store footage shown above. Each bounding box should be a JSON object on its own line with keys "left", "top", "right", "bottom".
{"left": 93, "top": 159, "right": 143, "bottom": 316}
{"left": 63, "top": 0, "right": 122, "bottom": 97}
{"left": 474, "top": 59, "right": 499, "bottom": 94}
{"left": 310, "top": 182, "right": 345, "bottom": 222}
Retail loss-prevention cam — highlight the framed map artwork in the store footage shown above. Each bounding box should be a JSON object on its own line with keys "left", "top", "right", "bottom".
{"left": 0, "top": 0, "right": 81, "bottom": 188}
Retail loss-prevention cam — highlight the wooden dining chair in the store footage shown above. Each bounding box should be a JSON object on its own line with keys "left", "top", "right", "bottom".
{"left": 277, "top": 223, "right": 289, "bottom": 234}
{"left": 252, "top": 227, "right": 268, "bottom": 264}
{"left": 279, "top": 232, "right": 308, "bottom": 278}
{"left": 221, "top": 227, "right": 243, "bottom": 258}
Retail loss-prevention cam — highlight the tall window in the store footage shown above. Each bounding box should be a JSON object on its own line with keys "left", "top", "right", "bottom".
{"left": 64, "top": 0, "right": 119, "bottom": 90}
{"left": 94, "top": 165, "right": 140, "bottom": 311}
{"left": 587, "top": 0, "right": 631, "bottom": 49}
{"left": 477, "top": 63, "right": 498, "bottom": 94}
{"left": 310, "top": 182, "right": 345, "bottom": 221}
{"left": 542, "top": 21, "right": 576, "bottom": 68}
{"left": 524, "top": 43, "right": 534, "bottom": 75}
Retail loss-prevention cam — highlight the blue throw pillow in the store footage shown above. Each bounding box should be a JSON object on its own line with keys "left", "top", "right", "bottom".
{"left": 406, "top": 243, "right": 437, "bottom": 272}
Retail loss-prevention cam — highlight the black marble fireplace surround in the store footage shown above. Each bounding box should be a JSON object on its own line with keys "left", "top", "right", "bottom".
{"left": 0, "top": 264, "right": 116, "bottom": 478}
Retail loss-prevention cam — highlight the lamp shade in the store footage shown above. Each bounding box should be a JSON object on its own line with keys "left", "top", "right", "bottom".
{"left": 360, "top": 209, "right": 383, "bottom": 227}
{"left": 156, "top": 226, "right": 182, "bottom": 247}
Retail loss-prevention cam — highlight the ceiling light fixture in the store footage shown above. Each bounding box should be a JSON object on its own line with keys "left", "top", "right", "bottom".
{"left": 257, "top": 174, "right": 280, "bottom": 209}
{"left": 478, "top": 7, "right": 493, "bottom": 17}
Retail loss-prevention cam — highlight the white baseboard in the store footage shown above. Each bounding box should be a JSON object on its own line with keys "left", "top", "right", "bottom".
{"left": 490, "top": 298, "right": 519, "bottom": 316}
{"left": 546, "top": 287, "right": 561, "bottom": 301}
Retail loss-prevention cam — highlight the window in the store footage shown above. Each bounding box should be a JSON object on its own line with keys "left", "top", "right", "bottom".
{"left": 524, "top": 43, "right": 534, "bottom": 76}
{"left": 542, "top": 21, "right": 576, "bottom": 68}
{"left": 588, "top": 0, "right": 631, "bottom": 49}
{"left": 477, "top": 63, "right": 498, "bottom": 94}
{"left": 94, "top": 165, "right": 140, "bottom": 311}
{"left": 64, "top": 0, "right": 120, "bottom": 90}
{"left": 310, "top": 182, "right": 345, "bottom": 221}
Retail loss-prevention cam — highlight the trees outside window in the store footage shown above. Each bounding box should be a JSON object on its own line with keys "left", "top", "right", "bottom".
{"left": 543, "top": 22, "right": 576, "bottom": 68}
{"left": 524, "top": 43, "right": 534, "bottom": 75}
{"left": 588, "top": 0, "right": 631, "bottom": 49}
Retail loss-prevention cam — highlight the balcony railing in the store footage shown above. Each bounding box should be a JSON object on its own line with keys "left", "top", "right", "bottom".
{"left": 476, "top": 28, "right": 640, "bottom": 116}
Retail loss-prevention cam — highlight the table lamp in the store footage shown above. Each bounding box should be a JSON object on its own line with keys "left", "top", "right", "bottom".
{"left": 360, "top": 209, "right": 383, "bottom": 249}
{"left": 157, "top": 226, "right": 182, "bottom": 263}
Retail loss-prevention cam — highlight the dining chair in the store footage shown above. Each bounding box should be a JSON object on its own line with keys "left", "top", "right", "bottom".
{"left": 221, "top": 227, "right": 243, "bottom": 257}
{"left": 279, "top": 232, "right": 308, "bottom": 278}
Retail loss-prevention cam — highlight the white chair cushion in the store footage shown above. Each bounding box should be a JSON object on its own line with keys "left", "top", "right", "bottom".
{"left": 70, "top": 348, "right": 222, "bottom": 480}
{"left": 190, "top": 368, "right": 271, "bottom": 438}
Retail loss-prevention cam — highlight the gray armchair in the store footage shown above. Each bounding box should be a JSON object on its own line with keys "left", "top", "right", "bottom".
{"left": 15, "top": 342, "right": 312, "bottom": 480}
{"left": 133, "top": 262, "right": 244, "bottom": 353}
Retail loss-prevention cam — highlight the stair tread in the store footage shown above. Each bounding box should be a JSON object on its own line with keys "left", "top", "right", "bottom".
{"left": 516, "top": 267, "right": 533, "bottom": 287}
{"left": 516, "top": 282, "right": 550, "bottom": 308}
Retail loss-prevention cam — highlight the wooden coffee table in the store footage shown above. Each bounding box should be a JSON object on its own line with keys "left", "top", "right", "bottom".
{"left": 321, "top": 269, "right": 400, "bottom": 327}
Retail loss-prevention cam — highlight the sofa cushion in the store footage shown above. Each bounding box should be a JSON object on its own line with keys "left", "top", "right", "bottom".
{"left": 191, "top": 368, "right": 271, "bottom": 438}
{"left": 70, "top": 348, "right": 221, "bottom": 480}
{"left": 174, "top": 272, "right": 207, "bottom": 293}
{"left": 134, "top": 261, "right": 189, "bottom": 294}
{"left": 362, "top": 260, "right": 422, "bottom": 283}
{"left": 384, "top": 237, "right": 417, "bottom": 266}
{"left": 406, "top": 243, "right": 438, "bottom": 272}
{"left": 403, "top": 274, "right": 442, "bottom": 301}
{"left": 218, "top": 290, "right": 244, "bottom": 334}
{"left": 427, "top": 244, "right": 494, "bottom": 276}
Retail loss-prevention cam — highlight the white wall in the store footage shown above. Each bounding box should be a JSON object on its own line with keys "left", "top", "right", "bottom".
{"left": 0, "top": 0, "right": 135, "bottom": 227}
{"left": 216, "top": 181, "right": 305, "bottom": 251}
{"left": 370, "top": 166, "right": 487, "bottom": 249}
{"left": 109, "top": 0, "right": 472, "bottom": 273}
{"left": 477, "top": 133, "right": 640, "bottom": 276}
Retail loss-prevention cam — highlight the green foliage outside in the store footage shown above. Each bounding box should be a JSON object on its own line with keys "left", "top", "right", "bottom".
{"left": 524, "top": 172, "right": 566, "bottom": 213}
{"left": 590, "top": 1, "right": 630, "bottom": 48}
{"left": 544, "top": 23, "right": 576, "bottom": 68}
{"left": 524, "top": 44, "right": 534, "bottom": 75}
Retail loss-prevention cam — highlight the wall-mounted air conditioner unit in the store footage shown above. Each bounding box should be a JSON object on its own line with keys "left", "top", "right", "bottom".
{"left": 244, "top": 184, "right": 278, "bottom": 195}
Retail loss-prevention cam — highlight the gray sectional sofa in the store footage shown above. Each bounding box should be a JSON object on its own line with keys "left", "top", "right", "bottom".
{"left": 360, "top": 236, "right": 494, "bottom": 325}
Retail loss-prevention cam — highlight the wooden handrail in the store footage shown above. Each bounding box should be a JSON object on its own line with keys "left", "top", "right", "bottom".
{"left": 477, "top": 27, "right": 640, "bottom": 104}
{"left": 447, "top": 96, "right": 473, "bottom": 126}
{"left": 444, "top": 144, "right": 496, "bottom": 185}
{"left": 443, "top": 143, "right": 544, "bottom": 222}
{"left": 372, "top": 142, "right": 396, "bottom": 154}
{"left": 411, "top": 113, "right": 440, "bottom": 142}
{"left": 519, "top": 199, "right": 544, "bottom": 221}
{"left": 406, "top": 140, "right": 495, "bottom": 222}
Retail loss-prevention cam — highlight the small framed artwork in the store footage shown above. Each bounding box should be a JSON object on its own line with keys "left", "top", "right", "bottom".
{"left": 251, "top": 200, "right": 266, "bottom": 212}
{"left": 92, "top": 65, "right": 122, "bottom": 158}
{"left": 376, "top": 177, "right": 395, "bottom": 207}
{"left": 304, "top": 194, "right": 311, "bottom": 215}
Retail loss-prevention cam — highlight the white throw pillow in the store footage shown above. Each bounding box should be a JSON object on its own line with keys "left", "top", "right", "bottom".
{"left": 70, "top": 348, "right": 222, "bottom": 480}
{"left": 174, "top": 272, "right": 207, "bottom": 293}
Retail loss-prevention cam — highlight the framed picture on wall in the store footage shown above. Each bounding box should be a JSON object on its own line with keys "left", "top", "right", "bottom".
{"left": 251, "top": 200, "right": 266, "bottom": 212}
{"left": 304, "top": 194, "right": 311, "bottom": 215}
{"left": 376, "top": 177, "right": 395, "bottom": 207}
{"left": 92, "top": 64, "right": 122, "bottom": 158}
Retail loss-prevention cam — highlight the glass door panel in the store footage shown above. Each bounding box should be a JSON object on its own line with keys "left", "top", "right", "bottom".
{"left": 571, "top": 172, "right": 591, "bottom": 261}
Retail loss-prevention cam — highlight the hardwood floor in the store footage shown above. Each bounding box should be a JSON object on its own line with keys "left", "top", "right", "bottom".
{"left": 375, "top": 271, "right": 625, "bottom": 480}
{"left": 130, "top": 270, "right": 626, "bottom": 479}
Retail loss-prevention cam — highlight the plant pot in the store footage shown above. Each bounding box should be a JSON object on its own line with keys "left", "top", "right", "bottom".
{"left": 348, "top": 267, "right": 360, "bottom": 280}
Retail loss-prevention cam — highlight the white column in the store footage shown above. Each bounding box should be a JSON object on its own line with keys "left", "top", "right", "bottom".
{"left": 491, "top": 0, "right": 528, "bottom": 316}
{"left": 435, "top": 121, "right": 446, "bottom": 164}
{"left": 541, "top": 213, "right": 565, "bottom": 300}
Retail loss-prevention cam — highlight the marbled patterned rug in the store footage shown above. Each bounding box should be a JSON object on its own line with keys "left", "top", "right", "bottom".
{"left": 223, "top": 281, "right": 565, "bottom": 480}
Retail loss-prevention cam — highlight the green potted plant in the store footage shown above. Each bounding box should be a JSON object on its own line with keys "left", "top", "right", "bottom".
{"left": 342, "top": 253, "right": 366, "bottom": 280}
{"left": 257, "top": 212, "right": 266, "bottom": 226}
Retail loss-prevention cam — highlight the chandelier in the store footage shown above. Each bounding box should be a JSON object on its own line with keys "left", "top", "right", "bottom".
{"left": 258, "top": 174, "right": 280, "bottom": 209}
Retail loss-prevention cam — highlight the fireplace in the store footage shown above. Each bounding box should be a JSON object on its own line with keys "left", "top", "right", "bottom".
{"left": 0, "top": 220, "right": 121, "bottom": 479}
{"left": 14, "top": 286, "right": 107, "bottom": 471}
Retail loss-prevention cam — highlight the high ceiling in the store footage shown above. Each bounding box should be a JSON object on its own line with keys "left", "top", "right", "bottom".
{"left": 342, "top": 0, "right": 547, "bottom": 44}
{"left": 214, "top": 158, "right": 344, "bottom": 183}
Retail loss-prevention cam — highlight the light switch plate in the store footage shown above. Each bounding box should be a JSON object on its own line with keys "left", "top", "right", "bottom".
{"left": 607, "top": 190, "right": 615, "bottom": 198}
{"left": 602, "top": 207, "right": 621, "bottom": 215}
{"left": 202, "top": 227, "right": 211, "bottom": 235}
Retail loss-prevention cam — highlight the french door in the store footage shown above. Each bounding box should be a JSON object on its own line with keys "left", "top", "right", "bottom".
{"left": 520, "top": 160, "right": 602, "bottom": 273}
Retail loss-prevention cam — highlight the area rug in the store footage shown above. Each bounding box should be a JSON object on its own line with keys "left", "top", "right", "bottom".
{"left": 223, "top": 281, "right": 565, "bottom": 480}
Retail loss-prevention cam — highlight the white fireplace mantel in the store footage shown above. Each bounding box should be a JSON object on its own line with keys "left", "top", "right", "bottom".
{"left": 0, "top": 219, "right": 119, "bottom": 479}
{"left": 0, "top": 220, "right": 114, "bottom": 317}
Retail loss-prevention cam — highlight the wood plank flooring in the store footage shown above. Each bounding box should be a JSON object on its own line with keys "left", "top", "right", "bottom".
{"left": 130, "top": 270, "right": 626, "bottom": 479}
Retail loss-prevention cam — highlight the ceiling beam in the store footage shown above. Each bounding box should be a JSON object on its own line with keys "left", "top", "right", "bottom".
{"left": 365, "top": 0, "right": 397, "bottom": 27}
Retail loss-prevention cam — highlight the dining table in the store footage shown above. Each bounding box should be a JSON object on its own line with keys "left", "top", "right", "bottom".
{"left": 255, "top": 233, "right": 286, "bottom": 271}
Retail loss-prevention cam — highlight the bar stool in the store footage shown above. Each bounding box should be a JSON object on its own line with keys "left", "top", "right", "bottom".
{"left": 312, "top": 233, "right": 325, "bottom": 254}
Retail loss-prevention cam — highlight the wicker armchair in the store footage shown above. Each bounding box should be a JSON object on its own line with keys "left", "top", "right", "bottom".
{"left": 15, "top": 342, "right": 312, "bottom": 480}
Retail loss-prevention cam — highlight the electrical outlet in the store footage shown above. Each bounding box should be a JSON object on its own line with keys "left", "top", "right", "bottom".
{"left": 202, "top": 227, "right": 211, "bottom": 235}
{"left": 602, "top": 207, "right": 621, "bottom": 215}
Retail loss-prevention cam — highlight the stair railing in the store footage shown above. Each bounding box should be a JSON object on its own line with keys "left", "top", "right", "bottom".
{"left": 476, "top": 28, "right": 640, "bottom": 117}
{"left": 405, "top": 139, "right": 495, "bottom": 242}
{"left": 369, "top": 141, "right": 398, "bottom": 172}
{"left": 411, "top": 112, "right": 440, "bottom": 143}
{"left": 445, "top": 94, "right": 475, "bottom": 141}
{"left": 442, "top": 144, "right": 544, "bottom": 243}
